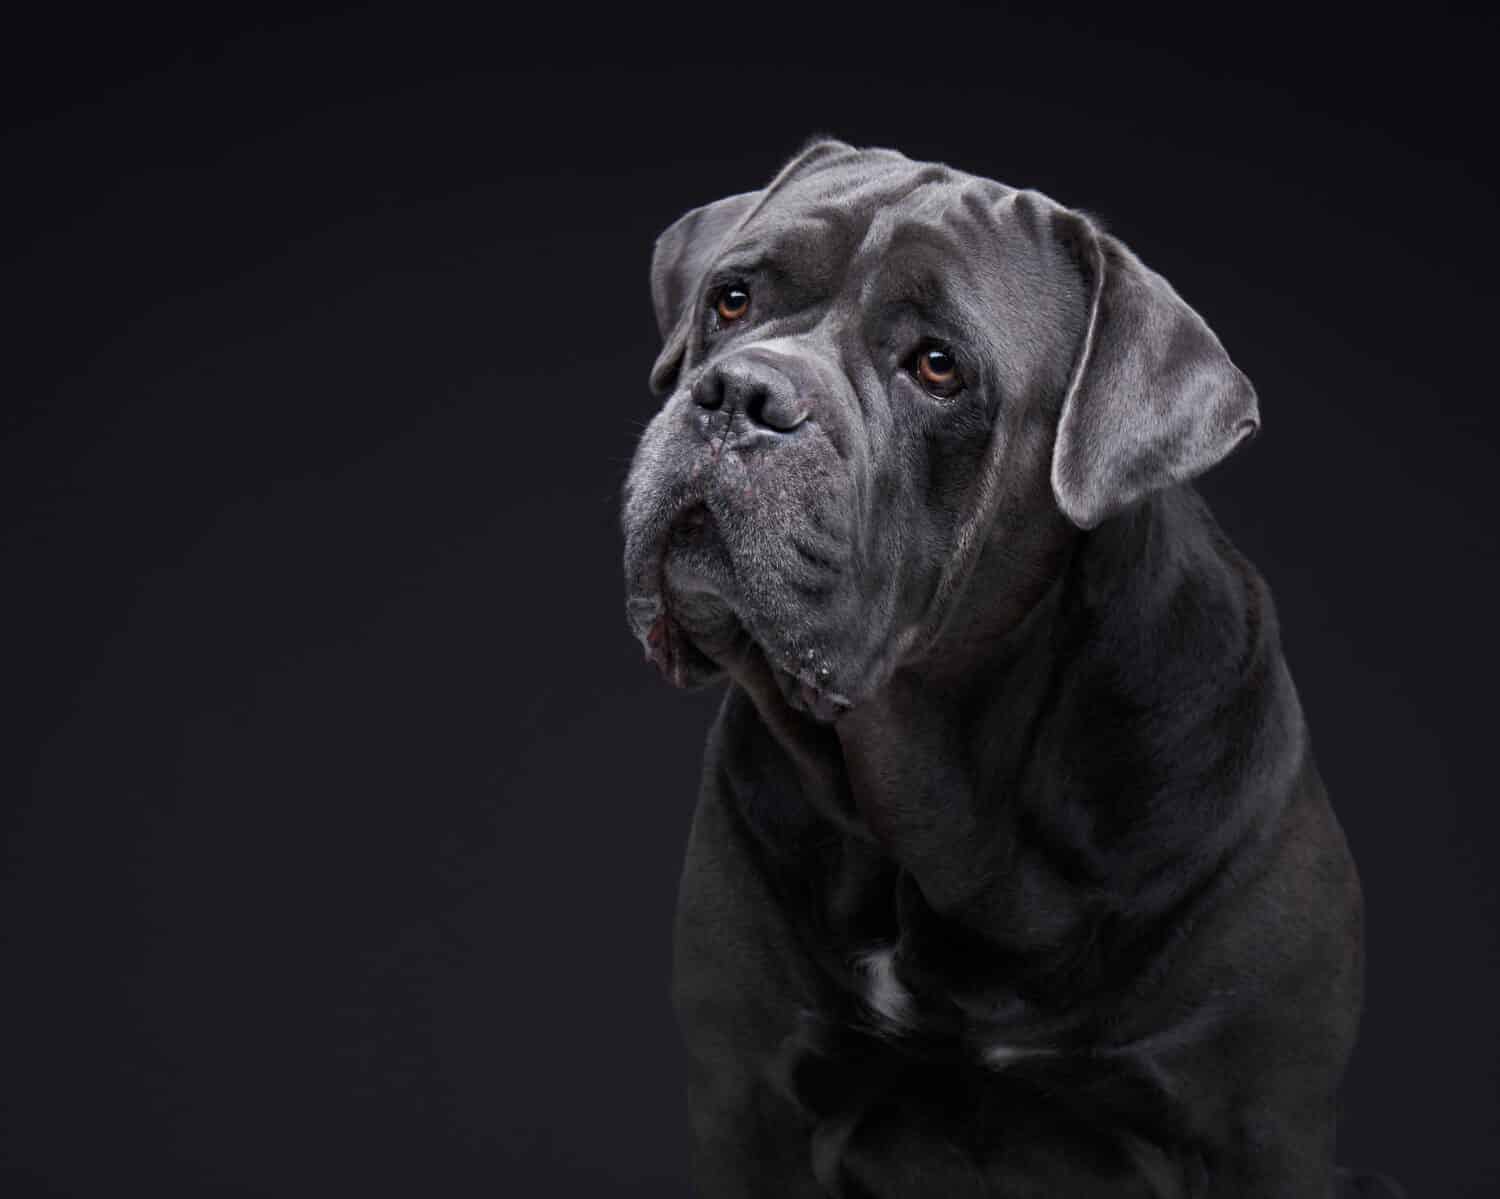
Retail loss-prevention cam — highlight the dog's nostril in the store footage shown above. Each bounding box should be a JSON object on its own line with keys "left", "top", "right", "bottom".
{"left": 692, "top": 372, "right": 724, "bottom": 411}
{"left": 746, "top": 387, "right": 808, "bottom": 433}
{"left": 693, "top": 362, "right": 807, "bottom": 435}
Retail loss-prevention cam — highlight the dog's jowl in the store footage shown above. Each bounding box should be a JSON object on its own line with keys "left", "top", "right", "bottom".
{"left": 621, "top": 139, "right": 1403, "bottom": 1198}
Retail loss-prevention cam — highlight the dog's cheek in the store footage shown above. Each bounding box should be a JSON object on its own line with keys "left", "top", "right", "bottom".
{"left": 865, "top": 413, "right": 958, "bottom": 630}
{"left": 624, "top": 405, "right": 700, "bottom": 527}
{"left": 622, "top": 417, "right": 700, "bottom": 608}
{"left": 728, "top": 454, "right": 869, "bottom": 668}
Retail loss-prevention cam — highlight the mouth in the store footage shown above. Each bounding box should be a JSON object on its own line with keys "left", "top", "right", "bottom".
{"left": 626, "top": 505, "right": 853, "bottom": 723}
{"left": 630, "top": 600, "right": 724, "bottom": 689}
{"left": 625, "top": 503, "right": 736, "bottom": 689}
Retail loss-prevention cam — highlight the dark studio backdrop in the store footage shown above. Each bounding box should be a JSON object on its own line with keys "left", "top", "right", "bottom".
{"left": 3, "top": 6, "right": 1495, "bottom": 1195}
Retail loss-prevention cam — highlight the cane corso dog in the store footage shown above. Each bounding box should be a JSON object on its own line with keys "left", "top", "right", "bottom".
{"left": 621, "top": 139, "right": 1402, "bottom": 1197}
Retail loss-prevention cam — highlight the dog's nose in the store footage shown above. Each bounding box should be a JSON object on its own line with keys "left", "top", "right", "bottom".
{"left": 692, "top": 357, "right": 809, "bottom": 440}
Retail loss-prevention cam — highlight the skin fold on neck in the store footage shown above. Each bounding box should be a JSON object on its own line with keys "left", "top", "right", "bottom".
{"left": 719, "top": 484, "right": 1305, "bottom": 1023}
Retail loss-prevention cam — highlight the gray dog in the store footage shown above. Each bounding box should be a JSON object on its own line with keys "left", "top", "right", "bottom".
{"left": 622, "top": 138, "right": 1401, "bottom": 1198}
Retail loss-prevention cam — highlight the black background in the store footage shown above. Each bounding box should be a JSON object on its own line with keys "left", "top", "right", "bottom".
{"left": 4, "top": 6, "right": 1495, "bottom": 1196}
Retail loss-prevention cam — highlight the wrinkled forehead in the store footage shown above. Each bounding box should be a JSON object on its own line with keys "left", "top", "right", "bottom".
{"left": 715, "top": 150, "right": 1049, "bottom": 334}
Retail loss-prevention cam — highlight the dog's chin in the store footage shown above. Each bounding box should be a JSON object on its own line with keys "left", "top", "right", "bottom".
{"left": 627, "top": 541, "right": 857, "bottom": 724}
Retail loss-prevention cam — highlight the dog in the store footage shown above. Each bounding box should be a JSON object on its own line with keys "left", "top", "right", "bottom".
{"left": 621, "top": 138, "right": 1403, "bottom": 1197}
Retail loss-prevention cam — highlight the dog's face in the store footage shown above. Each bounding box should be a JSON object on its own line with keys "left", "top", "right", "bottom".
{"left": 623, "top": 140, "right": 1259, "bottom": 721}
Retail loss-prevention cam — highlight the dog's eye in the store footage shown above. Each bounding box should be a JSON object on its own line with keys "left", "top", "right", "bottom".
{"left": 909, "top": 345, "right": 964, "bottom": 397}
{"left": 714, "top": 285, "right": 751, "bottom": 323}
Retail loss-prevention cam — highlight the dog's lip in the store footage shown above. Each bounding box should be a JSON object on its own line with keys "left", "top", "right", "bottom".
{"left": 628, "top": 578, "right": 853, "bottom": 722}
{"left": 631, "top": 596, "right": 723, "bottom": 688}
{"left": 773, "top": 660, "right": 853, "bottom": 724}
{"left": 627, "top": 512, "right": 738, "bottom": 688}
{"left": 627, "top": 504, "right": 855, "bottom": 719}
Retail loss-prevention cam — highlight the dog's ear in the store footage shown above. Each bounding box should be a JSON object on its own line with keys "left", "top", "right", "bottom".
{"left": 648, "top": 190, "right": 762, "bottom": 395}
{"left": 1049, "top": 210, "right": 1260, "bottom": 530}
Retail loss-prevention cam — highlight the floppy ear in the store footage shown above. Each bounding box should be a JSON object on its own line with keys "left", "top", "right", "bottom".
{"left": 1050, "top": 213, "right": 1261, "bottom": 530}
{"left": 647, "top": 190, "right": 762, "bottom": 396}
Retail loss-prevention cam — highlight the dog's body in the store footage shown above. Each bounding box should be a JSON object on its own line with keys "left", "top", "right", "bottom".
{"left": 622, "top": 140, "right": 1400, "bottom": 1196}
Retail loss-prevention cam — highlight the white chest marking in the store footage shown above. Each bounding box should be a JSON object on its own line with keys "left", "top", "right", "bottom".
{"left": 855, "top": 946, "right": 916, "bottom": 1029}
{"left": 980, "top": 1042, "right": 1056, "bottom": 1069}
{"left": 853, "top": 946, "right": 1057, "bottom": 1069}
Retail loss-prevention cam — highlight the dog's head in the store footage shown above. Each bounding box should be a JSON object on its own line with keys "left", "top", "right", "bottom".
{"left": 622, "top": 139, "right": 1258, "bottom": 721}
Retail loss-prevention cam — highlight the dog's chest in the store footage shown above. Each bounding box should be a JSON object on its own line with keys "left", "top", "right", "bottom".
{"left": 851, "top": 943, "right": 1056, "bottom": 1070}
{"left": 779, "top": 940, "right": 1201, "bottom": 1197}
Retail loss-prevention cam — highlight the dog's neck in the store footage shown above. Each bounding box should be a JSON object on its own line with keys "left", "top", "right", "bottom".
{"left": 734, "top": 484, "right": 1307, "bottom": 1005}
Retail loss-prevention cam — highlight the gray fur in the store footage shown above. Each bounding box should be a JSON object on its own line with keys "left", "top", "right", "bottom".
{"left": 620, "top": 140, "right": 1399, "bottom": 1198}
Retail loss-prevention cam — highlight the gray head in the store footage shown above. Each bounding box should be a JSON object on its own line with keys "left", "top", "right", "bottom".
{"left": 621, "top": 137, "right": 1257, "bottom": 721}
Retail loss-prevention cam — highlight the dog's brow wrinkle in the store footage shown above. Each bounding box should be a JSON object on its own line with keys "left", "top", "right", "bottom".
{"left": 748, "top": 338, "right": 812, "bottom": 369}
{"left": 803, "top": 204, "right": 850, "bottom": 230}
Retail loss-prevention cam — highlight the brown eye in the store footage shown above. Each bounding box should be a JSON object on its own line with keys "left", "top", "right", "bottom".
{"left": 715, "top": 286, "right": 750, "bottom": 322}
{"left": 914, "top": 346, "right": 963, "bottom": 395}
